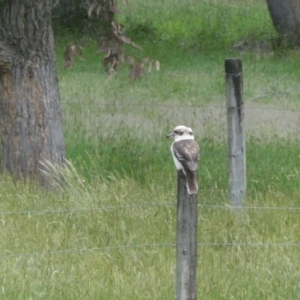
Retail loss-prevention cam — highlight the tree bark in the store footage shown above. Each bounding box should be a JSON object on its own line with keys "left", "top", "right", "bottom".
{"left": 0, "top": 1, "right": 66, "bottom": 187}
{"left": 266, "top": 0, "right": 300, "bottom": 46}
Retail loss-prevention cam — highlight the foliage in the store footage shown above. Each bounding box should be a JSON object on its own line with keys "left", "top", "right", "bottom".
{"left": 87, "top": 0, "right": 120, "bottom": 20}
{"left": 53, "top": 0, "right": 275, "bottom": 51}
{"left": 52, "top": 0, "right": 120, "bottom": 37}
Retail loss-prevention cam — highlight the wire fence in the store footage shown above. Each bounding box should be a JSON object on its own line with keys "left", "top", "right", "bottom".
{"left": 3, "top": 96, "right": 300, "bottom": 259}
{"left": 2, "top": 200, "right": 300, "bottom": 260}
{"left": 61, "top": 89, "right": 300, "bottom": 143}
{"left": 2, "top": 82, "right": 300, "bottom": 263}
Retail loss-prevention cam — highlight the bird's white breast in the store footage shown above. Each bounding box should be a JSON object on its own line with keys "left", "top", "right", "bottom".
{"left": 171, "top": 142, "right": 183, "bottom": 170}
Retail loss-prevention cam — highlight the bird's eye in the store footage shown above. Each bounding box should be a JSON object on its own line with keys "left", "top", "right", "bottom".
{"left": 174, "top": 130, "right": 183, "bottom": 135}
{"left": 189, "top": 132, "right": 193, "bottom": 135}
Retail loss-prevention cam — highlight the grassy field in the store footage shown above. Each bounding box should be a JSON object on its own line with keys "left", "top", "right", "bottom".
{"left": 2, "top": 0, "right": 300, "bottom": 298}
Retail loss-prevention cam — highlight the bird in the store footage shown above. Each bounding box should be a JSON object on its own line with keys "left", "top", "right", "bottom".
{"left": 166, "top": 125, "right": 200, "bottom": 195}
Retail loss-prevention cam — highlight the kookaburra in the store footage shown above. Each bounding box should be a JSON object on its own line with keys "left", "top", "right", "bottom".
{"left": 167, "top": 125, "right": 200, "bottom": 195}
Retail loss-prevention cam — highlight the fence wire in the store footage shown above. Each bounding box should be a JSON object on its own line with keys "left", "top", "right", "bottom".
{"left": 2, "top": 241, "right": 300, "bottom": 260}
{"left": 2, "top": 202, "right": 300, "bottom": 217}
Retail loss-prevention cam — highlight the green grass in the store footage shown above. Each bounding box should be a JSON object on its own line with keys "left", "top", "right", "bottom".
{"left": 118, "top": 0, "right": 273, "bottom": 49}
{"left": 2, "top": 0, "right": 300, "bottom": 298}
{"left": 2, "top": 173, "right": 300, "bottom": 299}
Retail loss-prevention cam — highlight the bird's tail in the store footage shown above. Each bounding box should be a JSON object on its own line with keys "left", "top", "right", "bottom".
{"left": 185, "top": 170, "right": 198, "bottom": 195}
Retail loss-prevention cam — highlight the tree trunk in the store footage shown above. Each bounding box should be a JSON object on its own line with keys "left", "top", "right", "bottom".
{"left": 0, "top": 1, "right": 66, "bottom": 187}
{"left": 266, "top": 0, "right": 300, "bottom": 46}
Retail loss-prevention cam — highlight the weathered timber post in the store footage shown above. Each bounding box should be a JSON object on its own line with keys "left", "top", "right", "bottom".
{"left": 176, "top": 169, "right": 198, "bottom": 300}
{"left": 225, "top": 58, "right": 246, "bottom": 209}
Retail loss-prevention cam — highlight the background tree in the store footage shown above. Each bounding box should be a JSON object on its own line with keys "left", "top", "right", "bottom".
{"left": 0, "top": 1, "right": 66, "bottom": 187}
{"left": 266, "top": 0, "right": 300, "bottom": 46}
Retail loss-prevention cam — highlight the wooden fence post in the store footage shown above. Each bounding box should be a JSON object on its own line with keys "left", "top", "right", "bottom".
{"left": 225, "top": 58, "right": 246, "bottom": 209}
{"left": 176, "top": 170, "right": 198, "bottom": 300}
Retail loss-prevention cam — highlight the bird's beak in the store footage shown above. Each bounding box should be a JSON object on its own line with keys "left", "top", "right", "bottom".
{"left": 166, "top": 132, "right": 175, "bottom": 138}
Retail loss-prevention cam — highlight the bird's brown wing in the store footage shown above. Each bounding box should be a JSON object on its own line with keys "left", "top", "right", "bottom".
{"left": 173, "top": 140, "right": 200, "bottom": 171}
{"left": 173, "top": 140, "right": 200, "bottom": 194}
